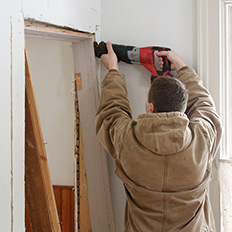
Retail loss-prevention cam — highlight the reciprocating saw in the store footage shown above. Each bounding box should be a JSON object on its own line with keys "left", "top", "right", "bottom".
{"left": 94, "top": 41, "right": 172, "bottom": 83}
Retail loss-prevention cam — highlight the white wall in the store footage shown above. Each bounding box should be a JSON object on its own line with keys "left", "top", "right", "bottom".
{"left": 101, "top": 1, "right": 197, "bottom": 231}
{"left": 22, "top": 0, "right": 102, "bottom": 41}
{"left": 1, "top": 0, "right": 198, "bottom": 231}
{"left": 26, "top": 38, "right": 75, "bottom": 186}
{"left": 0, "top": 3, "right": 13, "bottom": 232}
{"left": 1, "top": 0, "right": 101, "bottom": 231}
{"left": 0, "top": 1, "right": 25, "bottom": 231}
{"left": 102, "top": 0, "right": 197, "bottom": 118}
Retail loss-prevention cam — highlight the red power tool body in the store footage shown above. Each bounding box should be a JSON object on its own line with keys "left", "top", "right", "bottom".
{"left": 94, "top": 41, "right": 172, "bottom": 83}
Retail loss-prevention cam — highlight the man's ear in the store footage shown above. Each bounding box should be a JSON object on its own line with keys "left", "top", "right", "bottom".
{"left": 150, "top": 103, "right": 156, "bottom": 113}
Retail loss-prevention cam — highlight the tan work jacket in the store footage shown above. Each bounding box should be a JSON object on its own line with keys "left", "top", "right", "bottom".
{"left": 96, "top": 68, "right": 222, "bottom": 232}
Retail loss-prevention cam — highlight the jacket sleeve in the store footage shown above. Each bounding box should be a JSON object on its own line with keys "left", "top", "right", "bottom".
{"left": 95, "top": 70, "right": 133, "bottom": 160}
{"left": 176, "top": 67, "right": 222, "bottom": 160}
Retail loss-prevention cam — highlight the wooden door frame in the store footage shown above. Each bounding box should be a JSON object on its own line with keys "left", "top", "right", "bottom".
{"left": 25, "top": 24, "right": 114, "bottom": 232}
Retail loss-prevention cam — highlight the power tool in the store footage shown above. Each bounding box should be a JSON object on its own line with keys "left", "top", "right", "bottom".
{"left": 94, "top": 41, "right": 172, "bottom": 83}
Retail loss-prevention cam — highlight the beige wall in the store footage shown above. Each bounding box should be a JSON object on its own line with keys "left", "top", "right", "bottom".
{"left": 26, "top": 38, "right": 75, "bottom": 186}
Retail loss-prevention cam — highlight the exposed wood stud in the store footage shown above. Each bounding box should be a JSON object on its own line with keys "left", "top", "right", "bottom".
{"left": 75, "top": 73, "right": 82, "bottom": 89}
{"left": 74, "top": 73, "right": 92, "bottom": 231}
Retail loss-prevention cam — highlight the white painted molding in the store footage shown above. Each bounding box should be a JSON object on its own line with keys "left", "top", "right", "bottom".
{"left": 197, "top": 0, "right": 222, "bottom": 136}
{"left": 197, "top": 0, "right": 209, "bottom": 88}
{"left": 219, "top": 0, "right": 232, "bottom": 160}
{"left": 197, "top": 1, "right": 221, "bottom": 231}
{"left": 197, "top": 0, "right": 232, "bottom": 122}
{"left": 197, "top": 1, "right": 232, "bottom": 231}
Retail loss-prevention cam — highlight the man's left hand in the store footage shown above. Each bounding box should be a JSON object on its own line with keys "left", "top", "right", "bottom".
{"left": 101, "top": 42, "right": 119, "bottom": 71}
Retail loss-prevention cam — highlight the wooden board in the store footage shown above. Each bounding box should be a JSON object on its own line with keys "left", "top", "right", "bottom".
{"left": 54, "top": 186, "right": 75, "bottom": 232}
{"left": 26, "top": 186, "right": 75, "bottom": 232}
{"left": 25, "top": 49, "right": 61, "bottom": 232}
{"left": 79, "top": 130, "right": 92, "bottom": 231}
{"left": 74, "top": 73, "right": 92, "bottom": 231}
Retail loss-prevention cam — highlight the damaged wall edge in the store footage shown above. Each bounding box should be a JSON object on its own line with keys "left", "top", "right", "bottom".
{"left": 24, "top": 19, "right": 96, "bottom": 38}
{"left": 24, "top": 21, "right": 93, "bottom": 43}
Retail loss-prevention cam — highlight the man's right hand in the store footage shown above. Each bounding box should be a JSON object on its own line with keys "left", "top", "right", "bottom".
{"left": 156, "top": 50, "right": 186, "bottom": 72}
{"left": 101, "top": 42, "right": 119, "bottom": 71}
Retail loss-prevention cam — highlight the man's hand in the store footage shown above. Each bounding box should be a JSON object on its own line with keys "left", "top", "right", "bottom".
{"left": 101, "top": 42, "right": 119, "bottom": 71}
{"left": 156, "top": 50, "right": 186, "bottom": 72}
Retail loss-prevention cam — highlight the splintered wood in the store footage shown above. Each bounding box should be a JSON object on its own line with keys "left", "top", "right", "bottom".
{"left": 74, "top": 74, "right": 92, "bottom": 231}
{"left": 75, "top": 73, "right": 82, "bottom": 89}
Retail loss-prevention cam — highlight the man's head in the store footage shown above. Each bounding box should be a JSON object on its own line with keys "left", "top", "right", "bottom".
{"left": 146, "top": 77, "right": 188, "bottom": 113}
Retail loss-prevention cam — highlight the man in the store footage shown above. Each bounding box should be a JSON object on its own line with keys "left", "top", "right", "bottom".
{"left": 96, "top": 42, "right": 222, "bottom": 232}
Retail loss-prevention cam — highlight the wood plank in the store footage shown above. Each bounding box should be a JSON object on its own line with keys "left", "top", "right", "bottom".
{"left": 61, "top": 188, "right": 71, "bottom": 232}
{"left": 70, "top": 188, "right": 75, "bottom": 232}
{"left": 25, "top": 83, "right": 54, "bottom": 231}
{"left": 75, "top": 73, "right": 82, "bottom": 89}
{"left": 74, "top": 65, "right": 91, "bottom": 232}
{"left": 74, "top": 76, "right": 81, "bottom": 231}
{"left": 53, "top": 187, "right": 62, "bottom": 224}
{"left": 26, "top": 186, "right": 75, "bottom": 232}
{"left": 25, "top": 202, "right": 32, "bottom": 232}
{"left": 72, "top": 36, "right": 115, "bottom": 232}
{"left": 54, "top": 186, "right": 74, "bottom": 232}
{"left": 25, "top": 49, "right": 61, "bottom": 232}
{"left": 79, "top": 130, "right": 91, "bottom": 232}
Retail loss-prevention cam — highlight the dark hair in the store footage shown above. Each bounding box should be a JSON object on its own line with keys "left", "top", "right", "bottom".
{"left": 148, "top": 77, "right": 188, "bottom": 113}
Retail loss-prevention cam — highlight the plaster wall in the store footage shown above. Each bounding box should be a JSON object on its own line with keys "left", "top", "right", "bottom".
{"left": 0, "top": 1, "right": 25, "bottom": 231}
{"left": 101, "top": 1, "right": 197, "bottom": 231}
{"left": 26, "top": 38, "right": 75, "bottom": 186}
{"left": 0, "top": 3, "right": 13, "bottom": 232}
{"left": 22, "top": 0, "right": 101, "bottom": 40}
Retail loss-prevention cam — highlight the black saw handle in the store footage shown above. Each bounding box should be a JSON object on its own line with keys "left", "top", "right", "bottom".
{"left": 94, "top": 41, "right": 134, "bottom": 64}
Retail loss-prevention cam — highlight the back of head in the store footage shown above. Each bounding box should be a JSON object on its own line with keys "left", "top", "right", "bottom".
{"left": 148, "top": 77, "right": 188, "bottom": 113}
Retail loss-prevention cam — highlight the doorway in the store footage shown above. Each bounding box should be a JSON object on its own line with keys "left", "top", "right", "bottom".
{"left": 24, "top": 24, "right": 114, "bottom": 232}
